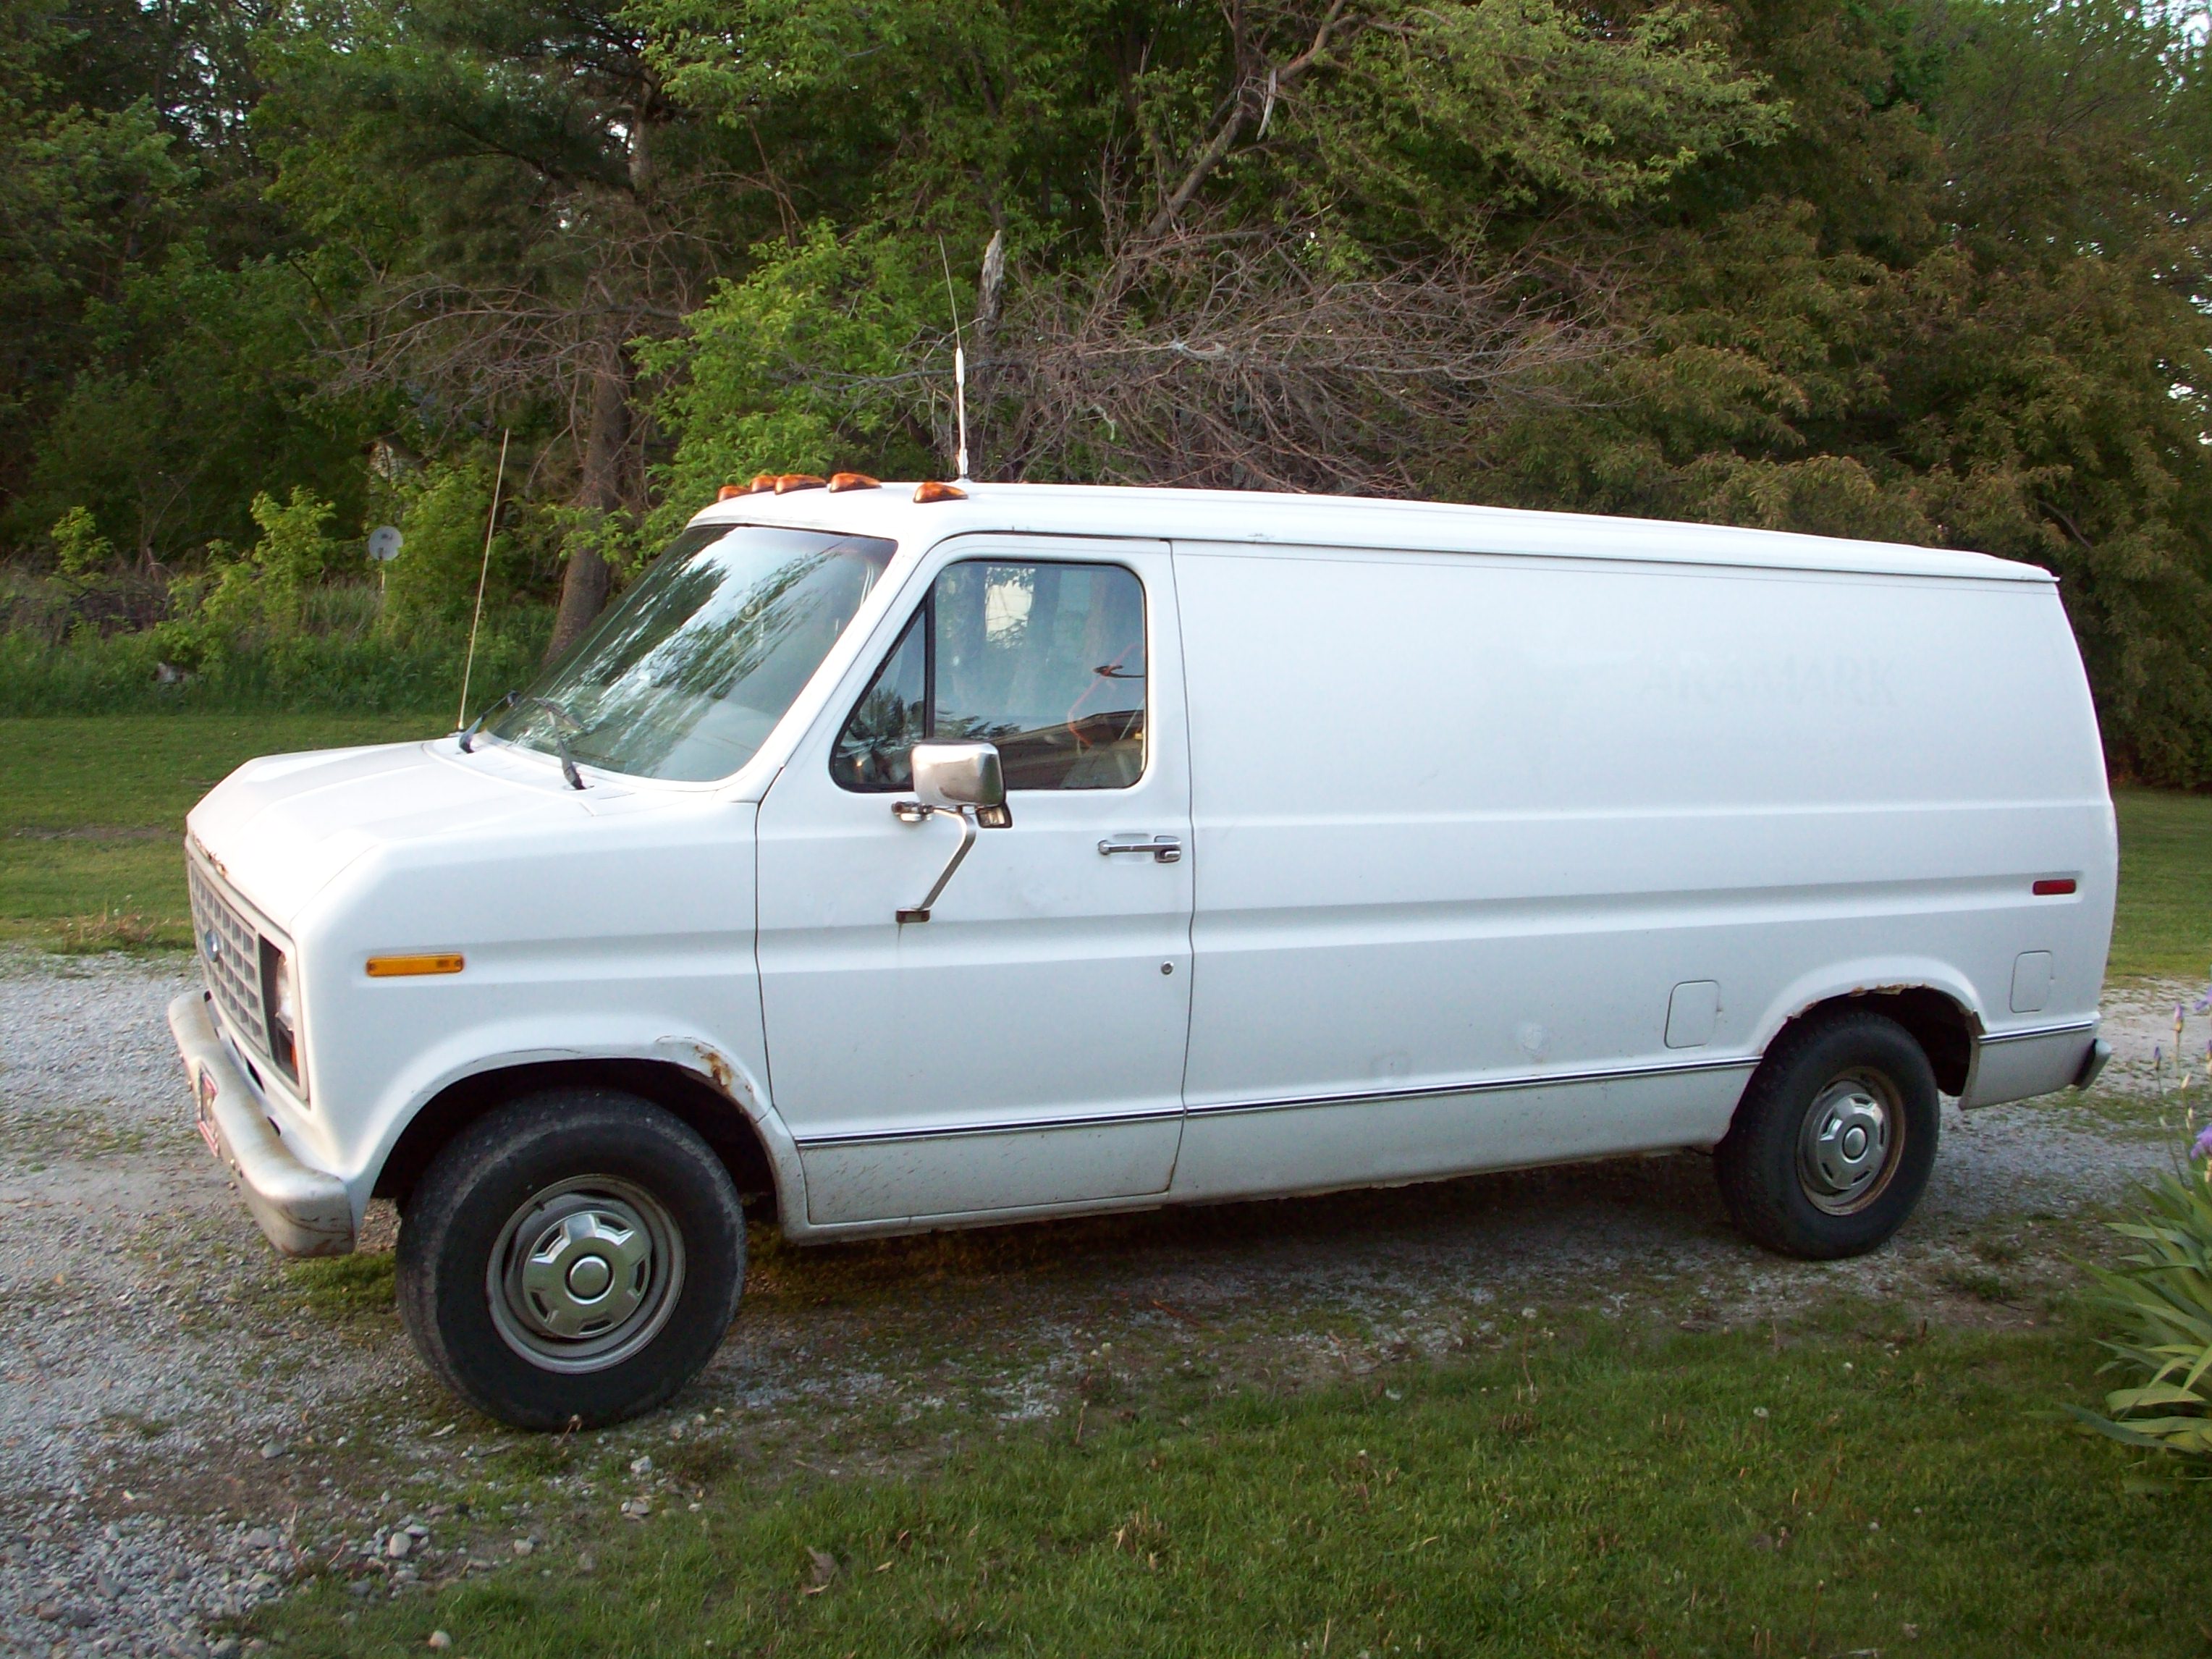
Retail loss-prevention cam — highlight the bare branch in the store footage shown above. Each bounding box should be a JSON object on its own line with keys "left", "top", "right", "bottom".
{"left": 981, "top": 215, "right": 1610, "bottom": 494}
{"left": 1139, "top": 0, "right": 1357, "bottom": 242}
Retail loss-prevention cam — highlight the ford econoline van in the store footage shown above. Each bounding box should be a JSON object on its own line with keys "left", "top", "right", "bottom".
{"left": 169, "top": 481, "right": 2116, "bottom": 1428}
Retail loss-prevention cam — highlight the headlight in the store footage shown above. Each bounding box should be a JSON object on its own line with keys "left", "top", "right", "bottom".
{"left": 258, "top": 938, "right": 300, "bottom": 1084}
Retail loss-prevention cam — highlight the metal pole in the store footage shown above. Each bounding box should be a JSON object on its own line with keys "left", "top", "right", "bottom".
{"left": 457, "top": 429, "right": 510, "bottom": 731}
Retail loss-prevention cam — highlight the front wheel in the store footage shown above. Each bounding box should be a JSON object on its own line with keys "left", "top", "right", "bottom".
{"left": 397, "top": 1090, "right": 746, "bottom": 1430}
{"left": 1714, "top": 1011, "right": 1938, "bottom": 1259}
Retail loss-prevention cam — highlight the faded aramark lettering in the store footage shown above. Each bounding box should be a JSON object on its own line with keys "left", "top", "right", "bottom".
{"left": 1637, "top": 650, "right": 1904, "bottom": 708}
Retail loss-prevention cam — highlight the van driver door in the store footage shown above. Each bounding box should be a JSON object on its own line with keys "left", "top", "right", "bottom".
{"left": 754, "top": 538, "right": 1193, "bottom": 1228}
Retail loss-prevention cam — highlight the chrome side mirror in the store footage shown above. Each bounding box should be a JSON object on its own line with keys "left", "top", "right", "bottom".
{"left": 892, "top": 742, "right": 1009, "bottom": 924}
{"left": 910, "top": 742, "right": 1004, "bottom": 811}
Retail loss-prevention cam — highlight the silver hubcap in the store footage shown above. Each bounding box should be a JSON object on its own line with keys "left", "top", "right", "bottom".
{"left": 1797, "top": 1072, "right": 1901, "bottom": 1215}
{"left": 487, "top": 1177, "right": 683, "bottom": 1373}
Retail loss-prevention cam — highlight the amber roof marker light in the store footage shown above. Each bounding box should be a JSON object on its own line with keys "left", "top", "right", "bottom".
{"left": 721, "top": 471, "right": 854, "bottom": 502}
{"left": 914, "top": 480, "right": 967, "bottom": 503}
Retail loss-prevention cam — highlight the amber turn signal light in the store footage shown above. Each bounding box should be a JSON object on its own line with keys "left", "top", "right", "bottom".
{"left": 716, "top": 484, "right": 746, "bottom": 500}
{"left": 913, "top": 480, "right": 967, "bottom": 503}
{"left": 366, "top": 953, "right": 465, "bottom": 978}
{"left": 827, "top": 472, "right": 880, "bottom": 492}
{"left": 773, "top": 473, "right": 827, "bottom": 494}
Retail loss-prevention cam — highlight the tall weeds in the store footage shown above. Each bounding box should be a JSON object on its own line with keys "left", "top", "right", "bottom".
{"left": 2072, "top": 995, "right": 2212, "bottom": 1468}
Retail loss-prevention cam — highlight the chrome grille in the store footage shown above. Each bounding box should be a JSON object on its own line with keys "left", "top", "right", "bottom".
{"left": 188, "top": 856, "right": 269, "bottom": 1057}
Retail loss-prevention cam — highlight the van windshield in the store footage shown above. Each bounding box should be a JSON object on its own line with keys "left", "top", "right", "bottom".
{"left": 488, "top": 523, "right": 898, "bottom": 782}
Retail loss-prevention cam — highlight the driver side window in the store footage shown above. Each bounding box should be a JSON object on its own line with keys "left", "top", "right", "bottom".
{"left": 832, "top": 560, "right": 1147, "bottom": 793}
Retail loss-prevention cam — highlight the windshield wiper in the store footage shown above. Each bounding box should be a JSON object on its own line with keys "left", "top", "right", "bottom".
{"left": 524, "top": 696, "right": 589, "bottom": 790}
{"left": 456, "top": 689, "right": 518, "bottom": 753}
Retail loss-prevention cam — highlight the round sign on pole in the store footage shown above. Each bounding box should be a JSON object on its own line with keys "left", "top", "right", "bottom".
{"left": 367, "top": 525, "right": 404, "bottom": 562}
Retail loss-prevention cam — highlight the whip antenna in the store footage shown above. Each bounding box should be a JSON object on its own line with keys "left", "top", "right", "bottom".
{"left": 457, "top": 427, "right": 510, "bottom": 730}
{"left": 938, "top": 239, "right": 970, "bottom": 481}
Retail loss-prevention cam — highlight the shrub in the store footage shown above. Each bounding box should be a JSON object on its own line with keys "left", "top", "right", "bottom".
{"left": 49, "top": 506, "right": 113, "bottom": 583}
{"left": 0, "top": 603, "right": 549, "bottom": 716}
{"left": 382, "top": 455, "right": 523, "bottom": 633}
{"left": 195, "top": 485, "right": 346, "bottom": 643}
{"left": 2071, "top": 1124, "right": 2212, "bottom": 1464}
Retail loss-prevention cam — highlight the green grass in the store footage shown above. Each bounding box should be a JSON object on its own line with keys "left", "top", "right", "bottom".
{"left": 0, "top": 714, "right": 443, "bottom": 948}
{"left": 2111, "top": 786, "right": 2212, "bottom": 982}
{"left": 264, "top": 1315, "right": 2212, "bottom": 1659}
{"left": 287, "top": 1251, "right": 401, "bottom": 1320}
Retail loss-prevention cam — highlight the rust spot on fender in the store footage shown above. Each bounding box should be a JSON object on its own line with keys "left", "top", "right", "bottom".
{"left": 692, "top": 1043, "right": 736, "bottom": 1094}
{"left": 654, "top": 1035, "right": 759, "bottom": 1110}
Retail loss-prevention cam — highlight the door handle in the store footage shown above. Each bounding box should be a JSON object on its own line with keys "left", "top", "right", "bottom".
{"left": 1098, "top": 835, "right": 1183, "bottom": 864}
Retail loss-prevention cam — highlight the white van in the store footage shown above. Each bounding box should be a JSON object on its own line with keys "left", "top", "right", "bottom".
{"left": 169, "top": 481, "right": 2116, "bottom": 1428}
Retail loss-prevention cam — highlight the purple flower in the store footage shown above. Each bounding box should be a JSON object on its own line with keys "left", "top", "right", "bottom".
{"left": 2195, "top": 1124, "right": 2212, "bottom": 1161}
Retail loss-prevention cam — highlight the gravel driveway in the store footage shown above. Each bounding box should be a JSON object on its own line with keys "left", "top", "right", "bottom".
{"left": 1, "top": 952, "right": 2198, "bottom": 1658}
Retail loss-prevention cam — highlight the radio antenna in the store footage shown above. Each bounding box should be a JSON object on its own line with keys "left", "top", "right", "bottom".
{"left": 938, "top": 238, "right": 970, "bottom": 481}
{"left": 457, "top": 426, "right": 510, "bottom": 730}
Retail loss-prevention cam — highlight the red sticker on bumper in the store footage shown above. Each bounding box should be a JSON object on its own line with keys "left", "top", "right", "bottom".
{"left": 193, "top": 1068, "right": 221, "bottom": 1157}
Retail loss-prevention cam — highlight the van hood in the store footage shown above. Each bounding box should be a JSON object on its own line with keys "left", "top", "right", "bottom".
{"left": 186, "top": 740, "right": 583, "bottom": 926}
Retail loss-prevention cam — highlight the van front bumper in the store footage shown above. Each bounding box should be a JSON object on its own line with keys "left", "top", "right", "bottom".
{"left": 168, "top": 991, "right": 355, "bottom": 1257}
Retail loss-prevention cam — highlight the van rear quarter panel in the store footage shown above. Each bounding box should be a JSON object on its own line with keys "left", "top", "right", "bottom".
{"left": 1172, "top": 540, "right": 2111, "bottom": 1178}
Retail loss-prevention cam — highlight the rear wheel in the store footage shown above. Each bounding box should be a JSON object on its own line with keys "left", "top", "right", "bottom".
{"left": 397, "top": 1089, "right": 745, "bottom": 1430}
{"left": 1715, "top": 1012, "right": 1938, "bottom": 1259}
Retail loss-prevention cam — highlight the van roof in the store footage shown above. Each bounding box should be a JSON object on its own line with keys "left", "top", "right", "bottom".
{"left": 690, "top": 482, "right": 2055, "bottom": 586}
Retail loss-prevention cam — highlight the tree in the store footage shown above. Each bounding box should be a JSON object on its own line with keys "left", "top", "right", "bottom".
{"left": 638, "top": 0, "right": 1783, "bottom": 493}
{"left": 1479, "top": 0, "right": 2212, "bottom": 782}
{"left": 260, "top": 0, "right": 787, "bottom": 657}
{"left": 0, "top": 0, "right": 366, "bottom": 570}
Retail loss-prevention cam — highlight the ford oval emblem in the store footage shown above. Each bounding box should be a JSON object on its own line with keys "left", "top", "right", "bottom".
{"left": 203, "top": 929, "right": 221, "bottom": 960}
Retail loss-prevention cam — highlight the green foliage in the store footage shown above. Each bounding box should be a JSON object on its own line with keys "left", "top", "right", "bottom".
{"left": 47, "top": 505, "right": 110, "bottom": 583}
{"left": 641, "top": 224, "right": 943, "bottom": 542}
{"left": 530, "top": 500, "right": 643, "bottom": 587}
{"left": 381, "top": 455, "right": 515, "bottom": 632}
{"left": 1311, "top": 0, "right": 1789, "bottom": 230}
{"left": 0, "top": 0, "right": 371, "bottom": 565}
{"left": 2072, "top": 1155, "right": 2212, "bottom": 1463}
{"left": 193, "top": 486, "right": 345, "bottom": 643}
{"left": 0, "top": 59, "right": 191, "bottom": 484}
{"left": 14, "top": 252, "right": 375, "bottom": 563}
{"left": 0, "top": 604, "right": 547, "bottom": 715}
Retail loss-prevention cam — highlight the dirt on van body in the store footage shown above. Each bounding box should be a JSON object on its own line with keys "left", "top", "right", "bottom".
{"left": 0, "top": 950, "right": 2200, "bottom": 1657}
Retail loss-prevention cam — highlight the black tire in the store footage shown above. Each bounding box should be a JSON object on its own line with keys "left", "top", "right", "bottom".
{"left": 396, "top": 1089, "right": 745, "bottom": 1430}
{"left": 1714, "top": 1011, "right": 1938, "bottom": 1259}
